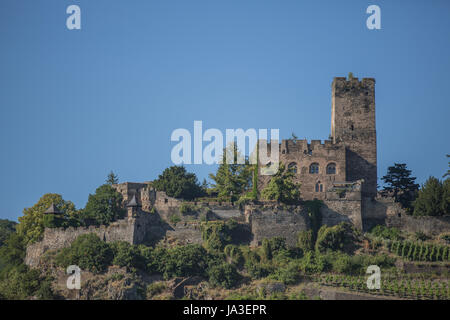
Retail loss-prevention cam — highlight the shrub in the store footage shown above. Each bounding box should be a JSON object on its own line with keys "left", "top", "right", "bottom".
{"left": 315, "top": 223, "right": 357, "bottom": 253}
{"left": 208, "top": 263, "right": 240, "bottom": 289}
{"left": 146, "top": 282, "right": 166, "bottom": 298}
{"left": 169, "top": 214, "right": 181, "bottom": 225}
{"left": 179, "top": 203, "right": 198, "bottom": 216}
{"left": 201, "top": 220, "right": 239, "bottom": 251}
{"left": 297, "top": 230, "right": 314, "bottom": 252}
{"left": 55, "top": 233, "right": 113, "bottom": 273}
{"left": 261, "top": 237, "right": 286, "bottom": 261}
{"left": 224, "top": 244, "right": 244, "bottom": 267}
{"left": 110, "top": 241, "right": 145, "bottom": 270}
{"left": 370, "top": 225, "right": 402, "bottom": 240}
{"left": 163, "top": 245, "right": 210, "bottom": 279}
{"left": 269, "top": 261, "right": 301, "bottom": 285}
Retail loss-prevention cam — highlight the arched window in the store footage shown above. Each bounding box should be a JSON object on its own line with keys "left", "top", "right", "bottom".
{"left": 315, "top": 183, "right": 323, "bottom": 192}
{"left": 309, "top": 163, "right": 319, "bottom": 174}
{"left": 326, "top": 163, "right": 336, "bottom": 174}
{"left": 288, "top": 162, "right": 297, "bottom": 174}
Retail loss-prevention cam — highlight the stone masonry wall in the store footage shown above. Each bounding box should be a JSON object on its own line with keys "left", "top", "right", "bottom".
{"left": 247, "top": 207, "right": 310, "bottom": 248}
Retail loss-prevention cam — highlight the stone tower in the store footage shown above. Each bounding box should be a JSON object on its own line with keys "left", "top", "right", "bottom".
{"left": 331, "top": 76, "right": 377, "bottom": 198}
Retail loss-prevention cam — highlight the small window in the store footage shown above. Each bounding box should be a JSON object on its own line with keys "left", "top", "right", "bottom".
{"left": 288, "top": 162, "right": 297, "bottom": 174}
{"left": 315, "top": 183, "right": 323, "bottom": 192}
{"left": 164, "top": 198, "right": 168, "bottom": 204}
{"left": 326, "top": 163, "right": 336, "bottom": 174}
{"left": 309, "top": 163, "right": 319, "bottom": 174}
{"left": 350, "top": 124, "right": 354, "bottom": 131}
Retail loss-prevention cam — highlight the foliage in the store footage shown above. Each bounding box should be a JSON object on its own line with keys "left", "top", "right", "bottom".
{"left": 169, "top": 214, "right": 181, "bottom": 225}
{"left": 261, "top": 164, "right": 301, "bottom": 204}
{"left": 0, "top": 219, "right": 17, "bottom": 247}
{"left": 208, "top": 144, "right": 253, "bottom": 200}
{"left": 297, "top": 230, "right": 314, "bottom": 252}
{"left": 146, "top": 282, "right": 166, "bottom": 298}
{"left": 268, "top": 261, "right": 301, "bottom": 285}
{"left": 315, "top": 222, "right": 357, "bottom": 254}
{"left": 153, "top": 166, "right": 205, "bottom": 200}
{"left": 106, "top": 171, "right": 119, "bottom": 185}
{"left": 110, "top": 241, "right": 145, "bottom": 270}
{"left": 17, "top": 194, "right": 77, "bottom": 245}
{"left": 224, "top": 244, "right": 244, "bottom": 267}
{"left": 261, "top": 237, "right": 287, "bottom": 261}
{"left": 370, "top": 225, "right": 402, "bottom": 240}
{"left": 201, "top": 220, "right": 240, "bottom": 251}
{"left": 443, "top": 154, "right": 450, "bottom": 178}
{"left": 179, "top": 203, "right": 198, "bottom": 216}
{"left": 55, "top": 233, "right": 113, "bottom": 273}
{"left": 208, "top": 263, "right": 240, "bottom": 289}
{"left": 0, "top": 233, "right": 57, "bottom": 300}
{"left": 381, "top": 163, "right": 419, "bottom": 212}
{"left": 413, "top": 176, "right": 447, "bottom": 216}
{"left": 162, "top": 245, "right": 210, "bottom": 279}
{"left": 80, "top": 184, "right": 125, "bottom": 226}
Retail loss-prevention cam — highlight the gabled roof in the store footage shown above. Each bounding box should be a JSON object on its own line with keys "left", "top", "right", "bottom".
{"left": 44, "top": 204, "right": 62, "bottom": 215}
{"left": 127, "top": 194, "right": 140, "bottom": 207}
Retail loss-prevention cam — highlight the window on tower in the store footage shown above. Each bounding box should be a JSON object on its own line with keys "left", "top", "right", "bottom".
{"left": 309, "top": 163, "right": 319, "bottom": 174}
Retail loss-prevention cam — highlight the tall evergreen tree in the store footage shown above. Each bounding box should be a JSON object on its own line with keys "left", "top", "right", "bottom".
{"left": 413, "top": 177, "right": 444, "bottom": 216}
{"left": 208, "top": 143, "right": 253, "bottom": 200}
{"left": 106, "top": 171, "right": 119, "bottom": 185}
{"left": 261, "top": 163, "right": 301, "bottom": 204}
{"left": 443, "top": 154, "right": 450, "bottom": 178}
{"left": 382, "top": 163, "right": 419, "bottom": 211}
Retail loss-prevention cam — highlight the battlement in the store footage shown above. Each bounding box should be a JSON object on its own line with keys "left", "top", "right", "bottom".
{"left": 332, "top": 76, "right": 375, "bottom": 89}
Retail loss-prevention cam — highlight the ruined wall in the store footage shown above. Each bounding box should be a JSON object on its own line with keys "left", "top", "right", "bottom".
{"left": 26, "top": 218, "right": 136, "bottom": 267}
{"left": 247, "top": 206, "right": 310, "bottom": 247}
{"left": 386, "top": 215, "right": 450, "bottom": 236}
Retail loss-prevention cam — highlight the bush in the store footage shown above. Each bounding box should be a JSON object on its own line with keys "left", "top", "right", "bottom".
{"left": 179, "top": 203, "right": 198, "bottom": 216}
{"left": 261, "top": 237, "right": 286, "bottom": 261}
{"left": 169, "top": 214, "right": 181, "bottom": 225}
{"left": 201, "top": 220, "right": 240, "bottom": 251}
{"left": 110, "top": 241, "right": 145, "bottom": 270}
{"left": 208, "top": 263, "right": 240, "bottom": 289}
{"left": 163, "top": 245, "right": 210, "bottom": 279}
{"left": 370, "top": 225, "right": 402, "bottom": 240}
{"left": 297, "top": 230, "right": 314, "bottom": 252}
{"left": 315, "top": 223, "right": 357, "bottom": 253}
{"left": 269, "top": 261, "right": 301, "bottom": 285}
{"left": 224, "top": 244, "right": 244, "bottom": 267}
{"left": 55, "top": 233, "right": 113, "bottom": 273}
{"left": 146, "top": 282, "right": 166, "bottom": 298}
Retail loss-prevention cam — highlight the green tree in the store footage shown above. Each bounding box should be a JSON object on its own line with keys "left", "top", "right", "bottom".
{"left": 297, "top": 230, "right": 314, "bottom": 252}
{"left": 261, "top": 164, "right": 301, "bottom": 204}
{"left": 208, "top": 263, "right": 240, "bottom": 289}
{"left": 0, "top": 220, "right": 17, "bottom": 247}
{"left": 441, "top": 178, "right": 450, "bottom": 215}
{"left": 80, "top": 184, "right": 125, "bottom": 225}
{"left": 381, "top": 163, "right": 419, "bottom": 212}
{"left": 209, "top": 144, "right": 253, "bottom": 200}
{"left": 55, "top": 233, "right": 113, "bottom": 273}
{"left": 443, "top": 154, "right": 450, "bottom": 178}
{"left": 17, "top": 194, "right": 77, "bottom": 245}
{"left": 413, "top": 177, "right": 444, "bottom": 216}
{"left": 153, "top": 166, "right": 205, "bottom": 200}
{"left": 106, "top": 171, "right": 119, "bottom": 185}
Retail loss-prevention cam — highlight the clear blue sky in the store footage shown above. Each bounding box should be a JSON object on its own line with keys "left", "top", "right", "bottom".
{"left": 1, "top": 1, "right": 449, "bottom": 221}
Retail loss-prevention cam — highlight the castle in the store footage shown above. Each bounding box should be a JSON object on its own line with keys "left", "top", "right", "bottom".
{"left": 257, "top": 76, "right": 377, "bottom": 201}
{"left": 29, "top": 76, "right": 433, "bottom": 267}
